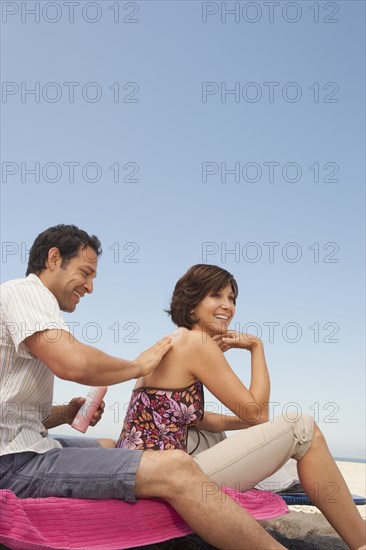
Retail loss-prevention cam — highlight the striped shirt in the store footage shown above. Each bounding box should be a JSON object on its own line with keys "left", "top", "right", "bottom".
{"left": 0, "top": 274, "right": 70, "bottom": 455}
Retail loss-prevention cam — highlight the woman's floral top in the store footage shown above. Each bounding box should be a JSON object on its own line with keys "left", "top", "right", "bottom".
{"left": 116, "top": 381, "right": 204, "bottom": 451}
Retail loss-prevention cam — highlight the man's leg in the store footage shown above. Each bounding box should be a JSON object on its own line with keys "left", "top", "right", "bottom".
{"left": 0, "top": 447, "right": 142, "bottom": 501}
{"left": 1, "top": 446, "right": 285, "bottom": 549}
{"left": 135, "top": 450, "right": 285, "bottom": 550}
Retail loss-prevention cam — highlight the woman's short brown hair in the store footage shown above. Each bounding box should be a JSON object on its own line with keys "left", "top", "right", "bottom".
{"left": 167, "top": 264, "right": 238, "bottom": 329}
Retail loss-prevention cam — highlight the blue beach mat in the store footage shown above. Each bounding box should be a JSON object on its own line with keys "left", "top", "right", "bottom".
{"left": 278, "top": 484, "right": 366, "bottom": 506}
{"left": 280, "top": 493, "right": 366, "bottom": 505}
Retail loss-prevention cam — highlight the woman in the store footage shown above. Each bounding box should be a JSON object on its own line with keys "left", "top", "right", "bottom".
{"left": 117, "top": 264, "right": 365, "bottom": 550}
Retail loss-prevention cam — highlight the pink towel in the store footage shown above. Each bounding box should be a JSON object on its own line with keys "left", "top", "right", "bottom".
{"left": 0, "top": 488, "right": 288, "bottom": 550}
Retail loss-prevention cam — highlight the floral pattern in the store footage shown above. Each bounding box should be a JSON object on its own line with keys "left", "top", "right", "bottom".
{"left": 116, "top": 382, "right": 204, "bottom": 451}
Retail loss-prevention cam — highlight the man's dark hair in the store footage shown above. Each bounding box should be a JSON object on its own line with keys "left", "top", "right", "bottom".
{"left": 26, "top": 224, "right": 102, "bottom": 276}
{"left": 167, "top": 264, "right": 238, "bottom": 330}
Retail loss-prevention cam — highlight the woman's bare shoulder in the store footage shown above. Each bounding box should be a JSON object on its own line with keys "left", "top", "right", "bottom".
{"left": 170, "top": 327, "right": 213, "bottom": 350}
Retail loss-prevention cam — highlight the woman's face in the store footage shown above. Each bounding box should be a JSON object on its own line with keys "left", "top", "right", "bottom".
{"left": 191, "top": 284, "right": 236, "bottom": 336}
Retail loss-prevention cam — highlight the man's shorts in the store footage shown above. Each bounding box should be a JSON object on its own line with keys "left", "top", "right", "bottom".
{"left": 0, "top": 437, "right": 143, "bottom": 502}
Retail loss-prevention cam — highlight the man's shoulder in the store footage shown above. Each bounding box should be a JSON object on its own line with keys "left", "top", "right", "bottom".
{"left": 1, "top": 277, "right": 27, "bottom": 300}
{"left": 1, "top": 274, "right": 42, "bottom": 292}
{"left": 1, "top": 276, "right": 26, "bottom": 288}
{"left": 1, "top": 275, "right": 51, "bottom": 308}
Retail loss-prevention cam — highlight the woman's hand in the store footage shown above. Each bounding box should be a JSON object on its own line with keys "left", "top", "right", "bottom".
{"left": 212, "top": 331, "right": 261, "bottom": 353}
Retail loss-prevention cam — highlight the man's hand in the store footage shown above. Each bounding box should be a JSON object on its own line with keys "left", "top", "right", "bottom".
{"left": 65, "top": 396, "right": 106, "bottom": 427}
{"left": 88, "top": 399, "right": 105, "bottom": 427}
{"left": 43, "top": 397, "right": 106, "bottom": 429}
{"left": 65, "top": 397, "right": 85, "bottom": 425}
{"left": 134, "top": 336, "right": 173, "bottom": 378}
{"left": 212, "top": 331, "right": 261, "bottom": 353}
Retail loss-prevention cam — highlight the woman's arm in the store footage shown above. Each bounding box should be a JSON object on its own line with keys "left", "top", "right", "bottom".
{"left": 213, "top": 332, "right": 270, "bottom": 419}
{"left": 249, "top": 339, "right": 270, "bottom": 410}
{"left": 196, "top": 412, "right": 250, "bottom": 432}
{"left": 187, "top": 332, "right": 270, "bottom": 426}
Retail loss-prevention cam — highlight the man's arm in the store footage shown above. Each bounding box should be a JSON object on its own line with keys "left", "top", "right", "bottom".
{"left": 25, "top": 330, "right": 172, "bottom": 386}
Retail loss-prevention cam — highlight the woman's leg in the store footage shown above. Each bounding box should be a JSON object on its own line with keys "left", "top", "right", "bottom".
{"left": 297, "top": 424, "right": 365, "bottom": 550}
{"left": 193, "top": 415, "right": 365, "bottom": 549}
{"left": 193, "top": 414, "right": 314, "bottom": 491}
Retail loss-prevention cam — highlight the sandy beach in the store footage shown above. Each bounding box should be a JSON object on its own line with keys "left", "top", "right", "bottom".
{"left": 259, "top": 460, "right": 366, "bottom": 549}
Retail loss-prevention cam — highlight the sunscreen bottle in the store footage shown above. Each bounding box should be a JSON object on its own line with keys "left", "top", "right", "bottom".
{"left": 71, "top": 386, "right": 108, "bottom": 433}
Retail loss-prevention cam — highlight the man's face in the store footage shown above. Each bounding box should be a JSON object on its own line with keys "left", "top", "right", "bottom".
{"left": 50, "top": 246, "right": 98, "bottom": 312}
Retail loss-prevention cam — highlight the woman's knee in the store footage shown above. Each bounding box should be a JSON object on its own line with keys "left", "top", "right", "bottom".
{"left": 309, "top": 422, "right": 327, "bottom": 447}
{"left": 284, "top": 413, "right": 315, "bottom": 460}
{"left": 294, "top": 420, "right": 328, "bottom": 461}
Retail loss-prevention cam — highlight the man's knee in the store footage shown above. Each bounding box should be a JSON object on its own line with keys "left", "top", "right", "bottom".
{"left": 159, "top": 451, "right": 205, "bottom": 498}
{"left": 154, "top": 450, "right": 200, "bottom": 484}
{"left": 136, "top": 450, "right": 201, "bottom": 499}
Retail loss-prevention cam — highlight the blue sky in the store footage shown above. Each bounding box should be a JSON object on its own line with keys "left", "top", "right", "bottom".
{"left": 1, "top": 0, "right": 365, "bottom": 458}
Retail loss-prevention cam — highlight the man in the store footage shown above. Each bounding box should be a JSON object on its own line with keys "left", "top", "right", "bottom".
{"left": 0, "top": 224, "right": 284, "bottom": 550}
